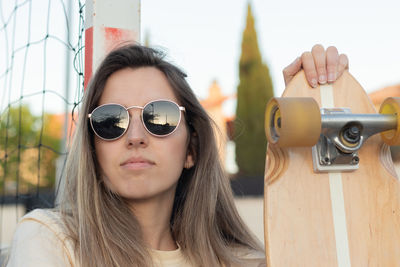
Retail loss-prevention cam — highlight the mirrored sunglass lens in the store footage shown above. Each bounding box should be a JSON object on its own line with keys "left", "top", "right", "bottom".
{"left": 143, "top": 101, "right": 180, "bottom": 135}
{"left": 91, "top": 105, "right": 128, "bottom": 139}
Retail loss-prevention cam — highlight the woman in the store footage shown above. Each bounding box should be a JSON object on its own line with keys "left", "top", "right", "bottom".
{"left": 6, "top": 44, "right": 348, "bottom": 267}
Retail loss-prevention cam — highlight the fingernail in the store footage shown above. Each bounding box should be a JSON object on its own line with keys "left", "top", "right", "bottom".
{"left": 319, "top": 75, "right": 326, "bottom": 84}
{"left": 311, "top": 78, "right": 318, "bottom": 88}
{"left": 328, "top": 73, "right": 335, "bottom": 82}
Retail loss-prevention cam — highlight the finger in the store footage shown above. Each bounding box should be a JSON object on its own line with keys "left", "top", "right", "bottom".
{"left": 283, "top": 57, "right": 302, "bottom": 86}
{"left": 326, "top": 46, "right": 339, "bottom": 83}
{"left": 311, "top": 44, "right": 327, "bottom": 84}
{"left": 336, "top": 54, "right": 349, "bottom": 79}
{"left": 301, "top": 51, "right": 318, "bottom": 88}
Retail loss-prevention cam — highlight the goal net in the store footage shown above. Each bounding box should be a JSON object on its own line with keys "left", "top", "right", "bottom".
{"left": 0, "top": 0, "right": 84, "bottom": 255}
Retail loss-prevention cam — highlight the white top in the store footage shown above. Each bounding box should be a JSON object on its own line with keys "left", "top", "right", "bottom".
{"left": 6, "top": 209, "right": 265, "bottom": 267}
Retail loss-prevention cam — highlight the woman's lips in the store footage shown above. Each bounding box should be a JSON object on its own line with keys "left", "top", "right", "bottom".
{"left": 120, "top": 157, "right": 155, "bottom": 170}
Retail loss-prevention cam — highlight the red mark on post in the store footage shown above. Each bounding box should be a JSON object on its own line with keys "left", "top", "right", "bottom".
{"left": 84, "top": 27, "right": 93, "bottom": 91}
{"left": 104, "top": 27, "right": 137, "bottom": 54}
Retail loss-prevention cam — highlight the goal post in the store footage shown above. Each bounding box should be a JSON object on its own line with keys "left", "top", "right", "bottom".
{"left": 84, "top": 0, "right": 141, "bottom": 88}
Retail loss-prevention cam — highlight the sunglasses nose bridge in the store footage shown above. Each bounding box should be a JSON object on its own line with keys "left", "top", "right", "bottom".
{"left": 124, "top": 106, "right": 148, "bottom": 136}
{"left": 125, "top": 105, "right": 144, "bottom": 120}
{"left": 126, "top": 105, "right": 144, "bottom": 112}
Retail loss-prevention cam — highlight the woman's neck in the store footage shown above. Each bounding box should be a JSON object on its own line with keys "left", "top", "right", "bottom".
{"left": 128, "top": 189, "right": 178, "bottom": 251}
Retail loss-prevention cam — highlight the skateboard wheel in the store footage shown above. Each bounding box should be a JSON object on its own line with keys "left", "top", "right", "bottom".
{"left": 379, "top": 97, "right": 400, "bottom": 145}
{"left": 265, "top": 97, "right": 321, "bottom": 147}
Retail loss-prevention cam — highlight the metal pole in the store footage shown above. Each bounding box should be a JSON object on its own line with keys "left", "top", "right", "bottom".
{"left": 56, "top": 0, "right": 73, "bottom": 205}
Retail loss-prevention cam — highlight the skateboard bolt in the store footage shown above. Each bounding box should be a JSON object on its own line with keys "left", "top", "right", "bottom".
{"left": 352, "top": 156, "right": 359, "bottom": 165}
{"left": 343, "top": 126, "right": 361, "bottom": 143}
{"left": 322, "top": 156, "right": 330, "bottom": 165}
{"left": 349, "top": 126, "right": 360, "bottom": 136}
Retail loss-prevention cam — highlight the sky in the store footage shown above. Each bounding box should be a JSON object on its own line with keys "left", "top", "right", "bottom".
{"left": 141, "top": 0, "right": 400, "bottom": 116}
{"left": 1, "top": 0, "right": 400, "bottom": 117}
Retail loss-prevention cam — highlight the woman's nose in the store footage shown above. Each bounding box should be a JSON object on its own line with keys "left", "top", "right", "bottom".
{"left": 124, "top": 113, "right": 148, "bottom": 148}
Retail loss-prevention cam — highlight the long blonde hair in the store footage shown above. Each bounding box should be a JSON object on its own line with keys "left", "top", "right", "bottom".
{"left": 60, "top": 44, "right": 264, "bottom": 266}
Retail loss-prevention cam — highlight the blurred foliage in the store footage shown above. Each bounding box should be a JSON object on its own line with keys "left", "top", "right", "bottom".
{"left": 235, "top": 3, "right": 274, "bottom": 176}
{"left": 0, "top": 104, "right": 62, "bottom": 195}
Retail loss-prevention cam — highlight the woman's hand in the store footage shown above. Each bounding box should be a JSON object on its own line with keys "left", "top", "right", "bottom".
{"left": 283, "top": 44, "right": 349, "bottom": 87}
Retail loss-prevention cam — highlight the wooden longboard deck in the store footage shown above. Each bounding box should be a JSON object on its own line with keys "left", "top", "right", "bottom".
{"left": 264, "top": 70, "right": 400, "bottom": 266}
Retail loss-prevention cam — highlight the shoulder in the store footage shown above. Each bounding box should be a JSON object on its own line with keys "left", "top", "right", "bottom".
{"left": 6, "top": 209, "right": 76, "bottom": 267}
{"left": 19, "top": 208, "right": 63, "bottom": 228}
{"left": 14, "top": 209, "right": 69, "bottom": 246}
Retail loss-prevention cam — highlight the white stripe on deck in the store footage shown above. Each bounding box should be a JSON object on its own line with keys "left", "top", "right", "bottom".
{"left": 320, "top": 84, "right": 351, "bottom": 267}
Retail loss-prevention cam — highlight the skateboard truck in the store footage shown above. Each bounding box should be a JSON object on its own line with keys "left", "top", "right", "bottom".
{"left": 265, "top": 97, "right": 400, "bottom": 173}
{"left": 312, "top": 108, "right": 397, "bottom": 172}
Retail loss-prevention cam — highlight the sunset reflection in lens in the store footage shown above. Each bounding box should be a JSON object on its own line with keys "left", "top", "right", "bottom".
{"left": 143, "top": 100, "right": 180, "bottom": 135}
{"left": 91, "top": 104, "right": 129, "bottom": 139}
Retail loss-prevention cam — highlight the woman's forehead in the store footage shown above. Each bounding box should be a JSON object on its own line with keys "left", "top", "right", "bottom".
{"left": 98, "top": 67, "right": 180, "bottom": 106}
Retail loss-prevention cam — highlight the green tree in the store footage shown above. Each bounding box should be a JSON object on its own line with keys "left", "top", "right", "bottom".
{"left": 0, "top": 105, "right": 61, "bottom": 194}
{"left": 235, "top": 3, "right": 274, "bottom": 176}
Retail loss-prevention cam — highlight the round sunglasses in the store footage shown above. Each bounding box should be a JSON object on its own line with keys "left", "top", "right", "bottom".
{"left": 88, "top": 99, "right": 186, "bottom": 140}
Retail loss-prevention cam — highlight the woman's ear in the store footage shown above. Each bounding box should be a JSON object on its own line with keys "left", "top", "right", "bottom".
{"left": 184, "top": 131, "right": 197, "bottom": 169}
{"left": 184, "top": 154, "right": 194, "bottom": 169}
